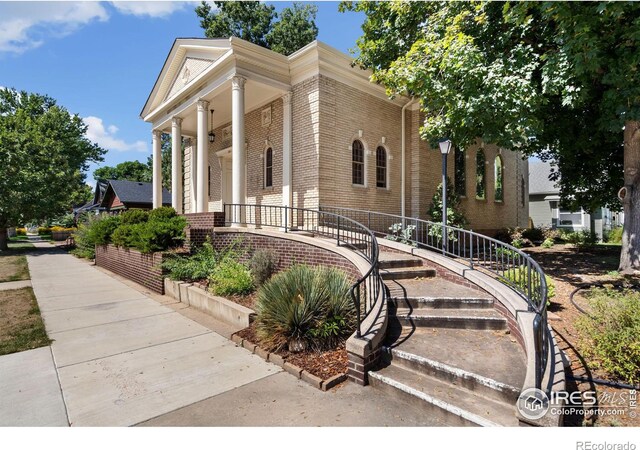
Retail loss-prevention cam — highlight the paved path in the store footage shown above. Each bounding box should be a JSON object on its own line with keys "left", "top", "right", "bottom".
{"left": 17, "top": 251, "right": 278, "bottom": 426}
{"left": 0, "top": 280, "right": 31, "bottom": 291}
{"left": 1, "top": 249, "right": 441, "bottom": 427}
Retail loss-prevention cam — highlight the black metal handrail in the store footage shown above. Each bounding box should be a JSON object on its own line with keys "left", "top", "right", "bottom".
{"left": 223, "top": 203, "right": 387, "bottom": 339}
{"left": 320, "top": 205, "right": 550, "bottom": 391}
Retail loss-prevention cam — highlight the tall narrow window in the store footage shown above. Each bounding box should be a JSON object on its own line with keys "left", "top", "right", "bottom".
{"left": 476, "top": 149, "right": 486, "bottom": 199}
{"left": 352, "top": 139, "right": 365, "bottom": 185}
{"left": 494, "top": 155, "right": 504, "bottom": 201}
{"left": 264, "top": 147, "right": 273, "bottom": 188}
{"left": 521, "top": 175, "right": 526, "bottom": 207}
{"left": 455, "top": 147, "right": 466, "bottom": 196}
{"left": 208, "top": 165, "right": 212, "bottom": 197}
{"left": 376, "top": 146, "right": 387, "bottom": 188}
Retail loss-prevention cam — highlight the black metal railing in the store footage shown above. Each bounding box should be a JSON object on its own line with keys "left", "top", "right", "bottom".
{"left": 320, "top": 205, "right": 550, "bottom": 390}
{"left": 223, "top": 204, "right": 387, "bottom": 339}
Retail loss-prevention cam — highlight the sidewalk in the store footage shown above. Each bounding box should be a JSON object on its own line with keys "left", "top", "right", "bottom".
{"left": 1, "top": 249, "right": 439, "bottom": 427}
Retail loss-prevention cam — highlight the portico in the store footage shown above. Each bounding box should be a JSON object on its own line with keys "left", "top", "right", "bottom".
{"left": 141, "top": 38, "right": 292, "bottom": 216}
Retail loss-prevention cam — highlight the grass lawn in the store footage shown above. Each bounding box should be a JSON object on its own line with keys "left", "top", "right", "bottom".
{"left": 0, "top": 251, "right": 30, "bottom": 282}
{"left": 0, "top": 287, "right": 51, "bottom": 355}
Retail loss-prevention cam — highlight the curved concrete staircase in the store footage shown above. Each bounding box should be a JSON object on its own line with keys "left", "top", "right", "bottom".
{"left": 369, "top": 251, "right": 526, "bottom": 426}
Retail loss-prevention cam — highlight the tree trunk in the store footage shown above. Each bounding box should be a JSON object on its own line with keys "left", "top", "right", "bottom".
{"left": 619, "top": 120, "right": 640, "bottom": 273}
{"left": 0, "top": 227, "right": 7, "bottom": 251}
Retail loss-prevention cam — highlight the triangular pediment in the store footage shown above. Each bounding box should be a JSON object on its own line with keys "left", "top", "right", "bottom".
{"left": 165, "top": 56, "right": 215, "bottom": 101}
{"left": 141, "top": 39, "right": 232, "bottom": 119}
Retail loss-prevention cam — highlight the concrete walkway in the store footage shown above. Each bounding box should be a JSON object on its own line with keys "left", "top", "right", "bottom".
{"left": 17, "top": 251, "right": 279, "bottom": 426}
{"left": 0, "top": 280, "right": 31, "bottom": 291}
{"left": 1, "top": 249, "right": 440, "bottom": 427}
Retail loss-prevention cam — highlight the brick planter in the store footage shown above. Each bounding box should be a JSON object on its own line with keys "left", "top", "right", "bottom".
{"left": 95, "top": 244, "right": 166, "bottom": 294}
{"left": 52, "top": 231, "right": 72, "bottom": 241}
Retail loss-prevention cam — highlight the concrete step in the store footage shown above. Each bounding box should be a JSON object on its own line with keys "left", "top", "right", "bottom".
{"left": 389, "top": 296, "right": 494, "bottom": 309}
{"left": 380, "top": 267, "right": 437, "bottom": 281}
{"left": 391, "top": 308, "right": 508, "bottom": 330}
{"left": 382, "top": 346, "right": 521, "bottom": 403}
{"left": 368, "top": 364, "right": 519, "bottom": 426}
{"left": 337, "top": 241, "right": 368, "bottom": 250}
{"left": 378, "top": 252, "right": 424, "bottom": 269}
{"left": 384, "top": 327, "right": 526, "bottom": 394}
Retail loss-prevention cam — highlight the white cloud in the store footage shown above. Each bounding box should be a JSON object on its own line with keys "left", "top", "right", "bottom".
{"left": 84, "top": 116, "right": 148, "bottom": 153}
{"left": 0, "top": 2, "right": 109, "bottom": 54}
{"left": 109, "top": 1, "right": 198, "bottom": 18}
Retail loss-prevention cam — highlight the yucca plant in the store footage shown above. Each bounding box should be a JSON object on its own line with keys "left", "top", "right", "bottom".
{"left": 255, "top": 265, "right": 355, "bottom": 352}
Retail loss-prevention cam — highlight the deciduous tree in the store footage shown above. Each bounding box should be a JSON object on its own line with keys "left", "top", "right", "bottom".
{"left": 342, "top": 1, "right": 639, "bottom": 272}
{"left": 0, "top": 88, "right": 104, "bottom": 250}
{"left": 196, "top": 1, "right": 318, "bottom": 56}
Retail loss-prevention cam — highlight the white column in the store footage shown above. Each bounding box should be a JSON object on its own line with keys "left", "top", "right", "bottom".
{"left": 189, "top": 138, "right": 197, "bottom": 213}
{"left": 196, "top": 99, "right": 209, "bottom": 213}
{"left": 231, "top": 75, "right": 246, "bottom": 225}
{"left": 171, "top": 117, "right": 183, "bottom": 214}
{"left": 152, "top": 129, "right": 162, "bottom": 209}
{"left": 282, "top": 92, "right": 292, "bottom": 209}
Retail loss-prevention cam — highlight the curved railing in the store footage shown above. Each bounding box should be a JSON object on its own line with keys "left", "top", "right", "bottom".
{"left": 223, "top": 204, "right": 387, "bottom": 338}
{"left": 320, "top": 205, "right": 550, "bottom": 390}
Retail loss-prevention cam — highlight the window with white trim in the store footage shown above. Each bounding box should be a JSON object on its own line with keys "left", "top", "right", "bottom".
{"left": 264, "top": 147, "right": 273, "bottom": 188}
{"left": 494, "top": 155, "right": 504, "bottom": 202}
{"left": 352, "top": 139, "right": 365, "bottom": 186}
{"left": 376, "top": 146, "right": 387, "bottom": 188}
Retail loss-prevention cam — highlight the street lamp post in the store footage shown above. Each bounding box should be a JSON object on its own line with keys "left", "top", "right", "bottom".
{"left": 439, "top": 139, "right": 452, "bottom": 254}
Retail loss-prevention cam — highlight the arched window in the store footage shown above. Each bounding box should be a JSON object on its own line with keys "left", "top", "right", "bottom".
{"left": 494, "top": 155, "right": 504, "bottom": 201}
{"left": 476, "top": 149, "right": 486, "bottom": 199}
{"left": 376, "top": 146, "right": 387, "bottom": 188}
{"left": 264, "top": 147, "right": 273, "bottom": 188}
{"left": 455, "top": 147, "right": 466, "bottom": 196}
{"left": 352, "top": 140, "right": 365, "bottom": 186}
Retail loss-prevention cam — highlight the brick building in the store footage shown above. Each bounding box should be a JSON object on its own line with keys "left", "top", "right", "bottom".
{"left": 141, "top": 37, "right": 528, "bottom": 235}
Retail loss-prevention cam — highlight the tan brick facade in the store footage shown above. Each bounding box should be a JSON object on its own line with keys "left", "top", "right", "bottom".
{"left": 180, "top": 74, "right": 527, "bottom": 234}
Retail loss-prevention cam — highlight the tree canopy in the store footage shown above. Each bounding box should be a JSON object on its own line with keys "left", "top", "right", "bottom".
{"left": 0, "top": 88, "right": 105, "bottom": 249}
{"left": 196, "top": 1, "right": 318, "bottom": 56}
{"left": 94, "top": 160, "right": 150, "bottom": 184}
{"left": 342, "top": 1, "right": 640, "bottom": 270}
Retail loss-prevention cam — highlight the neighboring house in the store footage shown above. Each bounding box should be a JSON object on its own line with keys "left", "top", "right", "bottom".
{"left": 74, "top": 180, "right": 108, "bottom": 219}
{"left": 528, "top": 160, "right": 621, "bottom": 238}
{"left": 141, "top": 37, "right": 529, "bottom": 235}
{"left": 100, "top": 180, "right": 171, "bottom": 212}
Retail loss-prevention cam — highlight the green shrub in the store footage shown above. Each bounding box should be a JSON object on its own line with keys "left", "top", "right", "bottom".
{"left": 565, "top": 230, "right": 598, "bottom": 249}
{"left": 132, "top": 216, "right": 186, "bottom": 253}
{"left": 541, "top": 238, "right": 555, "bottom": 248}
{"left": 111, "top": 223, "right": 143, "bottom": 248}
{"left": 162, "top": 241, "right": 218, "bottom": 282}
{"left": 148, "top": 206, "right": 177, "bottom": 221}
{"left": 576, "top": 287, "right": 640, "bottom": 384}
{"left": 502, "top": 266, "right": 556, "bottom": 307}
{"left": 607, "top": 226, "right": 623, "bottom": 244}
{"left": 249, "top": 249, "right": 279, "bottom": 286}
{"left": 208, "top": 259, "right": 254, "bottom": 297}
{"left": 255, "top": 265, "right": 356, "bottom": 352}
{"left": 120, "top": 209, "right": 149, "bottom": 225}
{"left": 495, "top": 246, "right": 519, "bottom": 259}
{"left": 86, "top": 214, "right": 121, "bottom": 245}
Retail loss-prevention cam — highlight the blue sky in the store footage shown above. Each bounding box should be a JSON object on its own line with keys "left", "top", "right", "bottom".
{"left": 0, "top": 1, "right": 365, "bottom": 185}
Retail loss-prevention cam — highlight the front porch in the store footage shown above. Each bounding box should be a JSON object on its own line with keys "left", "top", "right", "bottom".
{"left": 141, "top": 39, "right": 294, "bottom": 216}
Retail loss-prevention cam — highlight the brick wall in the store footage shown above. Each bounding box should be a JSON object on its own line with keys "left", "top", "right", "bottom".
{"left": 202, "top": 231, "right": 362, "bottom": 281}
{"left": 95, "top": 245, "right": 166, "bottom": 294}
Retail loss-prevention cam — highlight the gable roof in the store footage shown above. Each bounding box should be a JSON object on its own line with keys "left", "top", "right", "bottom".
{"left": 101, "top": 180, "right": 171, "bottom": 207}
{"left": 529, "top": 160, "right": 560, "bottom": 195}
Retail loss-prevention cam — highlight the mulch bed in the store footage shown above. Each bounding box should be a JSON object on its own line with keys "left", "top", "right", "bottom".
{"left": 524, "top": 244, "right": 640, "bottom": 427}
{"left": 235, "top": 322, "right": 349, "bottom": 381}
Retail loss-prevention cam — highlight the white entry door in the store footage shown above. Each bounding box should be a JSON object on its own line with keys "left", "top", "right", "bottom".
{"left": 222, "top": 157, "right": 233, "bottom": 206}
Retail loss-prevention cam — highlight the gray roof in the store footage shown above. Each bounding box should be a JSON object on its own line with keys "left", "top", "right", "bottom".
{"left": 529, "top": 160, "right": 560, "bottom": 195}
{"left": 107, "top": 179, "right": 171, "bottom": 205}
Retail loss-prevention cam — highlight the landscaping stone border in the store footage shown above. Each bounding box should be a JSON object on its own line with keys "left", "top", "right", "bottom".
{"left": 164, "top": 279, "right": 254, "bottom": 329}
{"left": 230, "top": 333, "right": 348, "bottom": 391}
